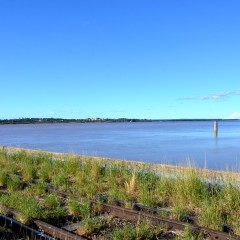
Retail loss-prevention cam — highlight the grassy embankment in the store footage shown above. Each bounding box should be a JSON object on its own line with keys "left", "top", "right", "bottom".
{"left": 0, "top": 146, "right": 240, "bottom": 238}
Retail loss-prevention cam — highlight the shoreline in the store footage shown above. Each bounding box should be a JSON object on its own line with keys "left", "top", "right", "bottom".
{"left": 1, "top": 145, "right": 240, "bottom": 182}
{"left": 0, "top": 118, "right": 239, "bottom": 125}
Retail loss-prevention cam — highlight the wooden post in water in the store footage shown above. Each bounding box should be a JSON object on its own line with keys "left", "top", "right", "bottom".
{"left": 214, "top": 120, "right": 218, "bottom": 137}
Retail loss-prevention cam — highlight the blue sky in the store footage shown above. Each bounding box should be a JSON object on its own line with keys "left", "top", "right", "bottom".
{"left": 0, "top": 0, "right": 240, "bottom": 119}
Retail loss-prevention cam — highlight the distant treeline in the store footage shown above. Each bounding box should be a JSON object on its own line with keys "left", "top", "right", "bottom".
{"left": 0, "top": 118, "right": 238, "bottom": 125}
{"left": 0, "top": 118, "right": 152, "bottom": 125}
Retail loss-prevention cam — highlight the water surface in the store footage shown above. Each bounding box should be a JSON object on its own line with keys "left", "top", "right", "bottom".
{"left": 0, "top": 121, "right": 239, "bottom": 170}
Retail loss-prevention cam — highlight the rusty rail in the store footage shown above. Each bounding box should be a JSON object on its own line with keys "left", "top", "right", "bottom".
{"left": 0, "top": 206, "right": 87, "bottom": 240}
{"left": 94, "top": 202, "right": 240, "bottom": 240}
{"left": 96, "top": 194, "right": 234, "bottom": 233}
{"left": 34, "top": 220, "right": 87, "bottom": 240}
{"left": 0, "top": 214, "right": 54, "bottom": 240}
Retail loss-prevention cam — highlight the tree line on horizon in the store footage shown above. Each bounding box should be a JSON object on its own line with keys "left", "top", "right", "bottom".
{"left": 0, "top": 118, "right": 236, "bottom": 125}
{"left": 0, "top": 118, "right": 151, "bottom": 124}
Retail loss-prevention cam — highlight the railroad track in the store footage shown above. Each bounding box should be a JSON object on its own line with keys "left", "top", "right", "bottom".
{"left": 0, "top": 207, "right": 87, "bottom": 240}
{"left": 91, "top": 201, "right": 240, "bottom": 240}
{"left": 1, "top": 200, "right": 240, "bottom": 240}
{"left": 1, "top": 174, "right": 240, "bottom": 239}
{"left": 0, "top": 213, "right": 54, "bottom": 240}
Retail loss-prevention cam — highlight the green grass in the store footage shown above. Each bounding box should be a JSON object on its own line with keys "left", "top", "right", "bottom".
{"left": 0, "top": 191, "right": 41, "bottom": 224}
{"left": 77, "top": 216, "right": 107, "bottom": 236}
{"left": 0, "top": 171, "right": 7, "bottom": 187}
{"left": 67, "top": 198, "right": 90, "bottom": 218}
{"left": 112, "top": 222, "right": 160, "bottom": 240}
{"left": 1, "top": 147, "right": 240, "bottom": 236}
{"left": 43, "top": 193, "right": 62, "bottom": 208}
{"left": 6, "top": 175, "right": 23, "bottom": 191}
{"left": 175, "top": 225, "right": 205, "bottom": 240}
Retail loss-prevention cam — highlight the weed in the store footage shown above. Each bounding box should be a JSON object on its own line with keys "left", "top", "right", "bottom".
{"left": 77, "top": 216, "right": 107, "bottom": 236}
{"left": 43, "top": 193, "right": 61, "bottom": 209}
{"left": 17, "top": 196, "right": 41, "bottom": 224}
{"left": 138, "top": 171, "right": 159, "bottom": 206}
{"left": 0, "top": 171, "right": 8, "bottom": 187}
{"left": 6, "top": 175, "right": 23, "bottom": 191}
{"left": 0, "top": 191, "right": 41, "bottom": 224}
{"left": 125, "top": 171, "right": 137, "bottom": 200}
{"left": 112, "top": 224, "right": 136, "bottom": 240}
{"left": 1, "top": 148, "right": 240, "bottom": 234}
{"left": 38, "top": 160, "right": 53, "bottom": 182}
{"left": 175, "top": 225, "right": 205, "bottom": 240}
{"left": 112, "top": 222, "right": 158, "bottom": 240}
{"left": 67, "top": 199, "right": 90, "bottom": 219}
{"left": 22, "top": 164, "right": 37, "bottom": 182}
{"left": 136, "top": 223, "right": 156, "bottom": 239}
{"left": 43, "top": 206, "right": 67, "bottom": 224}
{"left": 24, "top": 181, "right": 47, "bottom": 197}
{"left": 198, "top": 197, "right": 223, "bottom": 230}
{"left": 51, "top": 171, "right": 71, "bottom": 192}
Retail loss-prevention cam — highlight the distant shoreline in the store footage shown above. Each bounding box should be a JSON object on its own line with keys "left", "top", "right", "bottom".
{"left": 0, "top": 117, "right": 239, "bottom": 125}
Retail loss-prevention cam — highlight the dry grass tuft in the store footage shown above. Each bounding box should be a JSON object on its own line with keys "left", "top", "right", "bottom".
{"left": 125, "top": 171, "right": 137, "bottom": 199}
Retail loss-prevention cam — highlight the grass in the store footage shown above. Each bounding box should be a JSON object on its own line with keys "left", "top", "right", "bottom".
{"left": 43, "top": 193, "right": 62, "bottom": 208}
{"left": 175, "top": 225, "right": 205, "bottom": 240}
{"left": 77, "top": 216, "right": 107, "bottom": 236}
{"left": 0, "top": 191, "right": 41, "bottom": 224}
{"left": 6, "top": 175, "right": 23, "bottom": 191}
{"left": 67, "top": 198, "right": 90, "bottom": 218}
{"left": 1, "top": 147, "right": 240, "bottom": 236}
{"left": 0, "top": 171, "right": 7, "bottom": 187}
{"left": 112, "top": 222, "right": 161, "bottom": 240}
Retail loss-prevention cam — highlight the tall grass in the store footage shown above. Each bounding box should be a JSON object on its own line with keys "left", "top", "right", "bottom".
{"left": 112, "top": 222, "right": 161, "bottom": 240}
{"left": 0, "top": 191, "right": 41, "bottom": 224}
{"left": 1, "top": 147, "right": 240, "bottom": 235}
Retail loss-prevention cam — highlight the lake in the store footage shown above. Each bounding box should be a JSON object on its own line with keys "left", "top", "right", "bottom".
{"left": 0, "top": 121, "right": 240, "bottom": 170}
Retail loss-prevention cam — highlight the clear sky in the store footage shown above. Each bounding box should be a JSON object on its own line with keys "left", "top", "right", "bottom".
{"left": 0, "top": 0, "right": 240, "bottom": 120}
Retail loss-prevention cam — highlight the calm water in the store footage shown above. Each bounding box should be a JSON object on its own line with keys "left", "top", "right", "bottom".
{"left": 0, "top": 121, "right": 240, "bottom": 170}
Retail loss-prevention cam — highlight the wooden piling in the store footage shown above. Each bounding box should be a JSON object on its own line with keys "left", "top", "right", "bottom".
{"left": 214, "top": 120, "right": 218, "bottom": 137}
